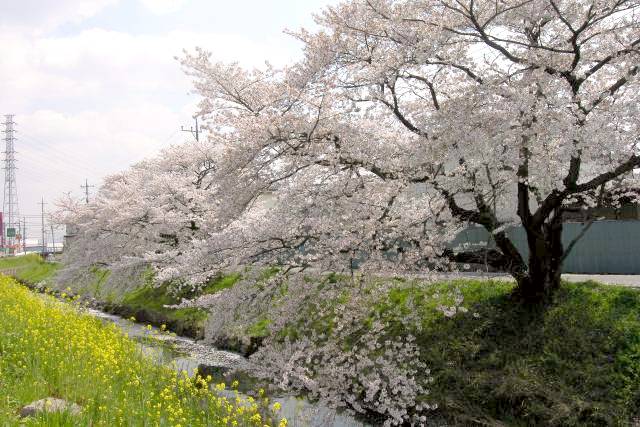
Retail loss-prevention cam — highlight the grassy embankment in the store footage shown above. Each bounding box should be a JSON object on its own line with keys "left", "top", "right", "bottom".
{"left": 114, "top": 272, "right": 241, "bottom": 338}
{"left": 0, "top": 254, "right": 60, "bottom": 284}
{"left": 0, "top": 276, "right": 285, "bottom": 426}
{"left": 370, "top": 279, "right": 640, "bottom": 425}
{"left": 0, "top": 255, "right": 240, "bottom": 339}
{"left": 243, "top": 274, "right": 640, "bottom": 425}
{"left": 3, "top": 255, "right": 639, "bottom": 424}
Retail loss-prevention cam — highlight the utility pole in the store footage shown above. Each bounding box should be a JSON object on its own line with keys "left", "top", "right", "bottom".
{"left": 50, "top": 224, "right": 55, "bottom": 253}
{"left": 2, "top": 114, "right": 20, "bottom": 253}
{"left": 39, "top": 197, "right": 46, "bottom": 256}
{"left": 22, "top": 217, "right": 26, "bottom": 253}
{"left": 180, "top": 116, "right": 201, "bottom": 142}
{"left": 80, "top": 178, "right": 94, "bottom": 204}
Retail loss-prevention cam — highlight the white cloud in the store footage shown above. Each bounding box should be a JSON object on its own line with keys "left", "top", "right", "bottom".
{"left": 0, "top": 28, "right": 298, "bottom": 112}
{"left": 0, "top": 0, "right": 119, "bottom": 34}
{"left": 0, "top": 0, "right": 336, "bottom": 220}
{"left": 139, "top": 0, "right": 188, "bottom": 15}
{"left": 0, "top": 26, "right": 300, "bottom": 215}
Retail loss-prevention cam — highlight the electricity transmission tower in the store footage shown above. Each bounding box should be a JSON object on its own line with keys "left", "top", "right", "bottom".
{"left": 2, "top": 115, "right": 20, "bottom": 251}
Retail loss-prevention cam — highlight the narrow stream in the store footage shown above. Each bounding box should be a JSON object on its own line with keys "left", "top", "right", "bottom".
{"left": 86, "top": 309, "right": 370, "bottom": 427}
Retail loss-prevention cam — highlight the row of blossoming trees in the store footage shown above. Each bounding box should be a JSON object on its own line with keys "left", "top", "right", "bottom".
{"left": 58, "top": 1, "right": 640, "bottom": 423}
{"left": 61, "top": 0, "right": 639, "bottom": 302}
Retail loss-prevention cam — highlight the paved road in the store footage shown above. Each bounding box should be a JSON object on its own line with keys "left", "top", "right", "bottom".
{"left": 562, "top": 274, "right": 640, "bottom": 287}
{"left": 445, "top": 272, "right": 640, "bottom": 288}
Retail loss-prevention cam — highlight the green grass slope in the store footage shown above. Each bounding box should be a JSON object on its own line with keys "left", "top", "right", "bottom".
{"left": 376, "top": 280, "right": 640, "bottom": 425}
{"left": 114, "top": 272, "right": 242, "bottom": 339}
{"left": 0, "top": 254, "right": 59, "bottom": 284}
{"left": 0, "top": 276, "right": 281, "bottom": 426}
{"left": 0, "top": 256, "right": 241, "bottom": 340}
{"left": 215, "top": 274, "right": 640, "bottom": 424}
{"left": 4, "top": 254, "right": 638, "bottom": 424}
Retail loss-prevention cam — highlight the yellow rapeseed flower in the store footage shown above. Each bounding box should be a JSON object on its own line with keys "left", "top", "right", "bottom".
{"left": 0, "top": 276, "right": 275, "bottom": 427}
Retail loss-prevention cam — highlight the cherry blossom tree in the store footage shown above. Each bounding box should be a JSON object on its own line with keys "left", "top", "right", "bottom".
{"left": 60, "top": 1, "right": 640, "bottom": 305}
{"left": 53, "top": 3, "right": 640, "bottom": 421}
{"left": 181, "top": 0, "right": 640, "bottom": 302}
{"left": 57, "top": 140, "right": 226, "bottom": 285}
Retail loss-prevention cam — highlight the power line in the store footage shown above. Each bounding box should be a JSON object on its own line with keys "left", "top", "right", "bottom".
{"left": 4, "top": 126, "right": 188, "bottom": 223}
{"left": 19, "top": 128, "right": 183, "bottom": 178}
{"left": 13, "top": 147, "right": 99, "bottom": 183}
{"left": 19, "top": 132, "right": 111, "bottom": 169}
{"left": 17, "top": 142, "right": 102, "bottom": 176}
{"left": 17, "top": 129, "right": 184, "bottom": 201}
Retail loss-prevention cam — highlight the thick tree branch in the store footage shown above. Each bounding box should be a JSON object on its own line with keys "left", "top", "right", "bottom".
{"left": 533, "top": 154, "right": 640, "bottom": 227}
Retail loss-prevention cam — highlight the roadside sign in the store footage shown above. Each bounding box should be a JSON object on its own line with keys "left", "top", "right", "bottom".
{"left": 6, "top": 228, "right": 15, "bottom": 238}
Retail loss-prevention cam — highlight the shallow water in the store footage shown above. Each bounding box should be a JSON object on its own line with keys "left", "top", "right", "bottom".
{"left": 86, "top": 308, "right": 370, "bottom": 427}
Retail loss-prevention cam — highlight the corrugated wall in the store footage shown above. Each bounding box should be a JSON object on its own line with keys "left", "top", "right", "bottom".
{"left": 452, "top": 220, "right": 640, "bottom": 274}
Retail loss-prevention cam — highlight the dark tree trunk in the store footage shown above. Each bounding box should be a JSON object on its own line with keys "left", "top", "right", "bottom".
{"left": 516, "top": 213, "right": 564, "bottom": 301}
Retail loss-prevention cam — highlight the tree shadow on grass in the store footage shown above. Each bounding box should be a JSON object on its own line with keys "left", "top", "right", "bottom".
{"left": 419, "top": 282, "right": 640, "bottom": 426}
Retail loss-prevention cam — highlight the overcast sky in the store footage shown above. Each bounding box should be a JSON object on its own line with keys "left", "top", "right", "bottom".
{"left": 0, "top": 0, "right": 336, "bottom": 232}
